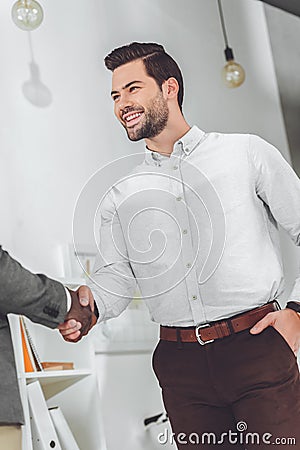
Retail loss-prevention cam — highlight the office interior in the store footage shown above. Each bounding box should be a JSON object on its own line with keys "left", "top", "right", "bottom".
{"left": 0, "top": 0, "right": 299, "bottom": 449}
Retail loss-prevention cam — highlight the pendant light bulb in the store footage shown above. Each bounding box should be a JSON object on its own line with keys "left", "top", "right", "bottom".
{"left": 12, "top": 0, "right": 44, "bottom": 31}
{"left": 222, "top": 46, "right": 245, "bottom": 88}
{"left": 217, "top": 0, "right": 245, "bottom": 88}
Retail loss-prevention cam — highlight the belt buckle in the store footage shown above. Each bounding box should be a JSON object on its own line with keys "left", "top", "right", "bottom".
{"left": 195, "top": 324, "right": 214, "bottom": 345}
{"left": 273, "top": 299, "right": 281, "bottom": 311}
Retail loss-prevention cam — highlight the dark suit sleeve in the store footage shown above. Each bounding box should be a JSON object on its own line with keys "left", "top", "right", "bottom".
{"left": 0, "top": 246, "right": 67, "bottom": 328}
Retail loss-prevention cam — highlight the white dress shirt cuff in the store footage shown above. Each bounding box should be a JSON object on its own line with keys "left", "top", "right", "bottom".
{"left": 65, "top": 288, "right": 72, "bottom": 312}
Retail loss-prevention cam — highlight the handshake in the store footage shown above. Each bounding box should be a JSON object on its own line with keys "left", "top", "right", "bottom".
{"left": 58, "top": 286, "right": 98, "bottom": 342}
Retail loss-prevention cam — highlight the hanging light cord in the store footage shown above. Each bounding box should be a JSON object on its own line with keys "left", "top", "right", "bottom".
{"left": 217, "top": 0, "right": 229, "bottom": 47}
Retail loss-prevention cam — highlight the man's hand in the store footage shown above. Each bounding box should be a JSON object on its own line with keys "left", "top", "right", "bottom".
{"left": 250, "top": 308, "right": 300, "bottom": 355}
{"left": 58, "top": 286, "right": 97, "bottom": 343}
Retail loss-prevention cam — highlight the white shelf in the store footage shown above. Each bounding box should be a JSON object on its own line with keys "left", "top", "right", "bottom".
{"left": 24, "top": 369, "right": 92, "bottom": 380}
{"left": 23, "top": 370, "right": 92, "bottom": 400}
{"left": 9, "top": 313, "right": 106, "bottom": 450}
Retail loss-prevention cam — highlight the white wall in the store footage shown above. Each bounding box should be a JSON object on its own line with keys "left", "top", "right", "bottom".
{"left": 1, "top": 1, "right": 299, "bottom": 449}
{"left": 264, "top": 4, "right": 300, "bottom": 175}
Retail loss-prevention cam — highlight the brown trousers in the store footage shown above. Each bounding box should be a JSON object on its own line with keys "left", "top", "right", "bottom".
{"left": 152, "top": 326, "right": 300, "bottom": 449}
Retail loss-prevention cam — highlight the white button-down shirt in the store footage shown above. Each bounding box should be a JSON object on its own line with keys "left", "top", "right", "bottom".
{"left": 89, "top": 126, "right": 300, "bottom": 326}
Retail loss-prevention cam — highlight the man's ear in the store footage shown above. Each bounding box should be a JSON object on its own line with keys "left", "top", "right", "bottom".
{"left": 162, "top": 77, "right": 179, "bottom": 101}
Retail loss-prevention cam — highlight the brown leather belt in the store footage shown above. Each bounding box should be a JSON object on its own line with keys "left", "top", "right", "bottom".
{"left": 160, "top": 301, "right": 280, "bottom": 345}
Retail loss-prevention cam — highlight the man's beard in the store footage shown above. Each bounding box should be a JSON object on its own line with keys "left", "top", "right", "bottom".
{"left": 123, "top": 92, "right": 169, "bottom": 141}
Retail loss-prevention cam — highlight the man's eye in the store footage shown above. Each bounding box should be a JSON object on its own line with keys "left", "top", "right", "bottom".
{"left": 129, "top": 86, "right": 139, "bottom": 92}
{"left": 112, "top": 95, "right": 120, "bottom": 102}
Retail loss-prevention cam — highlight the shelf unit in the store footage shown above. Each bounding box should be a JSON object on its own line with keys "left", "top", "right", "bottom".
{"left": 9, "top": 312, "right": 107, "bottom": 450}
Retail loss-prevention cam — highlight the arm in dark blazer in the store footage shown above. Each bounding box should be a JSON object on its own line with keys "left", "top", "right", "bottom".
{"left": 0, "top": 246, "right": 67, "bottom": 327}
{"left": 0, "top": 245, "right": 69, "bottom": 425}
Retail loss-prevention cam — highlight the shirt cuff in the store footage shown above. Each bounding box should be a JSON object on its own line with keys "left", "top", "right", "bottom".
{"left": 65, "top": 288, "right": 72, "bottom": 312}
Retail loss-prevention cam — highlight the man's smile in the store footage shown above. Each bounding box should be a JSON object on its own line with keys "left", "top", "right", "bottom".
{"left": 122, "top": 110, "right": 144, "bottom": 127}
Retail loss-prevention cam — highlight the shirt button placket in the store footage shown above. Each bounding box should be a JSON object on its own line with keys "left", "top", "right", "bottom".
{"left": 171, "top": 149, "right": 204, "bottom": 323}
{"left": 179, "top": 162, "right": 204, "bottom": 323}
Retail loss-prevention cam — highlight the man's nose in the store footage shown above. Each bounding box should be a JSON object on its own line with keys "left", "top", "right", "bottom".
{"left": 119, "top": 92, "right": 134, "bottom": 111}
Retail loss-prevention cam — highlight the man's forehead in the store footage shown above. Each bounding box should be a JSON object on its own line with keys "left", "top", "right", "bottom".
{"left": 111, "top": 59, "right": 150, "bottom": 90}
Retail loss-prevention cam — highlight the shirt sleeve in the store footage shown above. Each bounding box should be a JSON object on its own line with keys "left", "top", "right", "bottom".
{"left": 87, "top": 189, "right": 137, "bottom": 322}
{"left": 248, "top": 134, "right": 300, "bottom": 301}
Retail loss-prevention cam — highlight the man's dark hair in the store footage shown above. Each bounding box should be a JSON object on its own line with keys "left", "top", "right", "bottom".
{"left": 104, "top": 42, "right": 184, "bottom": 111}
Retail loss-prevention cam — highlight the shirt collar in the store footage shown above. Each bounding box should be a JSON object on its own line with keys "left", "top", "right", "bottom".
{"left": 177, "top": 125, "right": 206, "bottom": 155}
{"left": 144, "top": 125, "right": 206, "bottom": 166}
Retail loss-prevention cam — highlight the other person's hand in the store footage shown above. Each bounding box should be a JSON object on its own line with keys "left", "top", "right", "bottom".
{"left": 58, "top": 286, "right": 97, "bottom": 342}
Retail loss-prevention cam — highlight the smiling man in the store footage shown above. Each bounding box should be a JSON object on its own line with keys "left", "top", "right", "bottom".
{"left": 61, "top": 42, "right": 300, "bottom": 449}
{"left": 111, "top": 66, "right": 170, "bottom": 142}
{"left": 108, "top": 46, "right": 187, "bottom": 155}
